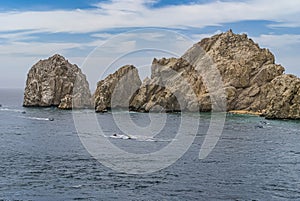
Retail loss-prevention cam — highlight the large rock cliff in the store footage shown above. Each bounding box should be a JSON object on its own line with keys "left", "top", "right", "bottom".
{"left": 94, "top": 30, "right": 300, "bottom": 119}
{"left": 23, "top": 54, "right": 91, "bottom": 109}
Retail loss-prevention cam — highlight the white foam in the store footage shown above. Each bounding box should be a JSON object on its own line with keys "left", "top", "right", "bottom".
{"left": 110, "top": 134, "right": 134, "bottom": 140}
{"left": 109, "top": 134, "right": 164, "bottom": 142}
{"left": 18, "top": 116, "right": 50, "bottom": 121}
{"left": 0, "top": 108, "right": 24, "bottom": 113}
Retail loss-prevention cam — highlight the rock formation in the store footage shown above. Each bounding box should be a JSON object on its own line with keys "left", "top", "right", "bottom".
{"left": 181, "top": 29, "right": 286, "bottom": 112}
{"left": 129, "top": 57, "right": 208, "bottom": 112}
{"left": 23, "top": 54, "right": 91, "bottom": 109}
{"left": 129, "top": 30, "right": 284, "bottom": 114}
{"left": 185, "top": 30, "right": 300, "bottom": 119}
{"left": 94, "top": 30, "right": 300, "bottom": 119}
{"left": 94, "top": 65, "right": 142, "bottom": 112}
{"left": 262, "top": 74, "right": 300, "bottom": 119}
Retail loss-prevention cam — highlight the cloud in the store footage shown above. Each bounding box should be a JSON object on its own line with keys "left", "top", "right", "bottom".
{"left": 0, "top": 29, "right": 185, "bottom": 57}
{"left": 1, "top": 0, "right": 300, "bottom": 88}
{"left": 0, "top": 0, "right": 299, "bottom": 58}
{"left": 91, "top": 33, "right": 115, "bottom": 39}
{"left": 0, "top": 30, "right": 40, "bottom": 42}
{"left": 0, "top": 41, "right": 83, "bottom": 56}
{"left": 0, "top": 33, "right": 104, "bottom": 57}
{"left": 252, "top": 34, "right": 300, "bottom": 49}
{"left": 0, "top": 0, "right": 299, "bottom": 34}
{"left": 190, "top": 30, "right": 223, "bottom": 41}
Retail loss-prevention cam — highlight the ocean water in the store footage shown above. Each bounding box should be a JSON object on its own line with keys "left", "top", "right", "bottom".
{"left": 0, "top": 88, "right": 300, "bottom": 201}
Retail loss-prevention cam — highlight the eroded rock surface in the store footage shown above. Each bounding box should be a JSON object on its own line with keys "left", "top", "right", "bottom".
{"left": 23, "top": 54, "right": 91, "bottom": 109}
{"left": 94, "top": 65, "right": 142, "bottom": 112}
{"left": 262, "top": 74, "right": 300, "bottom": 119}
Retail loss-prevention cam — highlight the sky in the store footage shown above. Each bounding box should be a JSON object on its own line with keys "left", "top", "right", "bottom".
{"left": 0, "top": 0, "right": 299, "bottom": 89}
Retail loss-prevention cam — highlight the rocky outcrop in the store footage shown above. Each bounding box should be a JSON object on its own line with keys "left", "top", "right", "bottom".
{"left": 262, "top": 74, "right": 300, "bottom": 119}
{"left": 94, "top": 65, "right": 142, "bottom": 112}
{"left": 129, "top": 57, "right": 209, "bottom": 112}
{"left": 182, "top": 29, "right": 285, "bottom": 112}
{"left": 94, "top": 30, "right": 300, "bottom": 119}
{"left": 128, "top": 30, "right": 285, "bottom": 114}
{"left": 187, "top": 30, "right": 300, "bottom": 119}
{"left": 23, "top": 54, "right": 91, "bottom": 109}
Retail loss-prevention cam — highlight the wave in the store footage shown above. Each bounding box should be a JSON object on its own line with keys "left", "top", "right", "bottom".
{"left": 18, "top": 116, "right": 52, "bottom": 121}
{"left": 0, "top": 108, "right": 24, "bottom": 113}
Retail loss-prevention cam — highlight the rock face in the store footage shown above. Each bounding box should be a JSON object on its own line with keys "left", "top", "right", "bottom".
{"left": 187, "top": 30, "right": 300, "bottom": 119}
{"left": 94, "top": 65, "right": 142, "bottom": 112}
{"left": 129, "top": 57, "right": 209, "bottom": 112}
{"left": 23, "top": 54, "right": 91, "bottom": 109}
{"left": 94, "top": 30, "right": 300, "bottom": 119}
{"left": 262, "top": 75, "right": 300, "bottom": 119}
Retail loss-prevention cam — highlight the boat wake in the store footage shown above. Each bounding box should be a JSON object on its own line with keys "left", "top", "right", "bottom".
{"left": 108, "top": 134, "right": 173, "bottom": 142}
{"left": 18, "top": 116, "right": 53, "bottom": 121}
{"left": 0, "top": 108, "right": 24, "bottom": 113}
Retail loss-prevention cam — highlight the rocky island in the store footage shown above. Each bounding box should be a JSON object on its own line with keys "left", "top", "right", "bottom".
{"left": 23, "top": 54, "right": 91, "bottom": 109}
{"left": 24, "top": 30, "right": 300, "bottom": 119}
{"left": 94, "top": 30, "right": 300, "bottom": 119}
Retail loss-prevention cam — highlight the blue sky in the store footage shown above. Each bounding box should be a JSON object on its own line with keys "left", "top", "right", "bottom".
{"left": 0, "top": 0, "right": 299, "bottom": 88}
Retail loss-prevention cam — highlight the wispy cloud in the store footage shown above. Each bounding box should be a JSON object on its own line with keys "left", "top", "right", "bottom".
{"left": 0, "top": 0, "right": 299, "bottom": 57}
{"left": 190, "top": 30, "right": 223, "bottom": 41}
{"left": 0, "top": 30, "right": 39, "bottom": 42}
{"left": 0, "top": 0, "right": 299, "bottom": 35}
{"left": 253, "top": 34, "right": 300, "bottom": 48}
{"left": 0, "top": 41, "right": 83, "bottom": 56}
{"left": 0, "top": 0, "right": 300, "bottom": 88}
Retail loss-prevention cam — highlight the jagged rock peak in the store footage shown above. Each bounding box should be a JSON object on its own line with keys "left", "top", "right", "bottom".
{"left": 190, "top": 30, "right": 274, "bottom": 64}
{"left": 23, "top": 54, "right": 92, "bottom": 109}
{"left": 50, "top": 54, "right": 66, "bottom": 60}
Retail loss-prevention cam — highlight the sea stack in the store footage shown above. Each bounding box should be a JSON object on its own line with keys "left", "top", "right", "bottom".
{"left": 23, "top": 54, "right": 91, "bottom": 109}
{"left": 94, "top": 65, "right": 142, "bottom": 112}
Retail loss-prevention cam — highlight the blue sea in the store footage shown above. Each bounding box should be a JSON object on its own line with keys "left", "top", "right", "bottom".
{"left": 0, "top": 88, "right": 300, "bottom": 201}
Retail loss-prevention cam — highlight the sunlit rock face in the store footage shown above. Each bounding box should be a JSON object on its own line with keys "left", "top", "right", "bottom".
{"left": 23, "top": 54, "right": 91, "bottom": 109}
{"left": 94, "top": 65, "right": 142, "bottom": 112}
